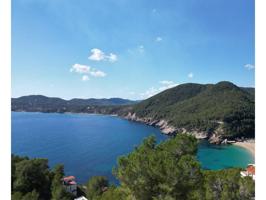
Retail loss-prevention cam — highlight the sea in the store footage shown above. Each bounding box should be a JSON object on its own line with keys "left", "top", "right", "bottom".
{"left": 11, "top": 112, "right": 254, "bottom": 184}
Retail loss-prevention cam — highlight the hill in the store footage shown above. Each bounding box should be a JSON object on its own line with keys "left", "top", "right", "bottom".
{"left": 11, "top": 81, "right": 255, "bottom": 141}
{"left": 11, "top": 95, "right": 138, "bottom": 113}
{"left": 125, "top": 81, "right": 254, "bottom": 141}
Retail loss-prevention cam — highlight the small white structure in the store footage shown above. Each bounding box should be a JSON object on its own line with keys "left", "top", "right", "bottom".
{"left": 62, "top": 176, "right": 77, "bottom": 196}
{"left": 240, "top": 164, "right": 255, "bottom": 181}
{"left": 74, "top": 196, "right": 88, "bottom": 200}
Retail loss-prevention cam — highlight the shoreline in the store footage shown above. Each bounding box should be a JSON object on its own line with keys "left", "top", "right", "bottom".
{"left": 233, "top": 140, "right": 255, "bottom": 159}
{"left": 12, "top": 111, "right": 256, "bottom": 157}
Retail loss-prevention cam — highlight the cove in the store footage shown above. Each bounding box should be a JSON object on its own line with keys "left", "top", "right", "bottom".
{"left": 11, "top": 112, "right": 254, "bottom": 184}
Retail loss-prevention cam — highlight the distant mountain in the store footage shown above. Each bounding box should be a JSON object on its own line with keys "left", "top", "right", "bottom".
{"left": 125, "top": 81, "right": 254, "bottom": 140}
{"left": 11, "top": 95, "right": 138, "bottom": 113}
{"left": 11, "top": 81, "right": 255, "bottom": 141}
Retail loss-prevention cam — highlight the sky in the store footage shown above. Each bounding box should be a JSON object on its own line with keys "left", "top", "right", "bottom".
{"left": 12, "top": 0, "right": 255, "bottom": 100}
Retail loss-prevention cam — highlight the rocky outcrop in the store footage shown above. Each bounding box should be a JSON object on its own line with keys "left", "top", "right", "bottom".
{"left": 208, "top": 134, "right": 223, "bottom": 144}
{"left": 124, "top": 112, "right": 208, "bottom": 139}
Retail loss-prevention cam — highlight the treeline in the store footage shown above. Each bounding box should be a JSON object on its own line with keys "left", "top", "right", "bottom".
{"left": 132, "top": 81, "right": 255, "bottom": 138}
{"left": 12, "top": 155, "right": 76, "bottom": 200}
{"left": 11, "top": 95, "right": 137, "bottom": 113}
{"left": 11, "top": 82, "right": 255, "bottom": 139}
{"left": 12, "top": 134, "right": 255, "bottom": 200}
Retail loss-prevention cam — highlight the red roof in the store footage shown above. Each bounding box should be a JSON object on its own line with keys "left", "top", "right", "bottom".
{"left": 69, "top": 181, "right": 77, "bottom": 185}
{"left": 62, "top": 176, "right": 76, "bottom": 181}
{"left": 247, "top": 165, "right": 255, "bottom": 175}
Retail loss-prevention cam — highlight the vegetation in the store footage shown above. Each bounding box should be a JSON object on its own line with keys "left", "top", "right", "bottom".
{"left": 11, "top": 81, "right": 255, "bottom": 139}
{"left": 12, "top": 134, "right": 255, "bottom": 200}
{"left": 132, "top": 81, "right": 255, "bottom": 138}
{"left": 11, "top": 95, "right": 137, "bottom": 113}
{"left": 11, "top": 155, "right": 74, "bottom": 200}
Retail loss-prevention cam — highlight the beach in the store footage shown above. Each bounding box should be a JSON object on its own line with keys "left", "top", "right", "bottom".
{"left": 234, "top": 140, "right": 255, "bottom": 158}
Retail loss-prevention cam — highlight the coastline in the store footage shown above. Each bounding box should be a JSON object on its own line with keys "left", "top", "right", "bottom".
{"left": 233, "top": 140, "right": 255, "bottom": 159}
{"left": 12, "top": 111, "right": 256, "bottom": 158}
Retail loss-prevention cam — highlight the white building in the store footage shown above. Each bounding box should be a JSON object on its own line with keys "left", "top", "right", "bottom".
{"left": 74, "top": 196, "right": 88, "bottom": 200}
{"left": 240, "top": 164, "right": 255, "bottom": 181}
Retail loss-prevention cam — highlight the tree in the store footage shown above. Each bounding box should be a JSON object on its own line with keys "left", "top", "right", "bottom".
{"left": 114, "top": 135, "right": 204, "bottom": 200}
{"left": 100, "top": 185, "right": 125, "bottom": 200}
{"left": 13, "top": 158, "right": 51, "bottom": 199}
{"left": 238, "top": 176, "right": 255, "bottom": 200}
{"left": 204, "top": 168, "right": 255, "bottom": 200}
{"left": 51, "top": 164, "right": 73, "bottom": 200}
{"left": 86, "top": 176, "right": 109, "bottom": 200}
{"left": 21, "top": 190, "right": 40, "bottom": 200}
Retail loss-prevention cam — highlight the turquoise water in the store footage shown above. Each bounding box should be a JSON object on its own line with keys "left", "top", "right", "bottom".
{"left": 11, "top": 112, "right": 254, "bottom": 184}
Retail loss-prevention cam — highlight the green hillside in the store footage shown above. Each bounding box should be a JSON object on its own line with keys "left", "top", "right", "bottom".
{"left": 132, "top": 81, "right": 254, "bottom": 138}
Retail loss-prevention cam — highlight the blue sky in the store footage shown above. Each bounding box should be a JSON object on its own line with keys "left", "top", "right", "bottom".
{"left": 12, "top": 0, "right": 254, "bottom": 100}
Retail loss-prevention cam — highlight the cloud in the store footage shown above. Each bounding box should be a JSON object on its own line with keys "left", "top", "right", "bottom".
{"left": 140, "top": 87, "right": 158, "bottom": 99}
{"left": 188, "top": 72, "right": 194, "bottom": 78}
{"left": 107, "top": 53, "right": 118, "bottom": 62}
{"left": 88, "top": 48, "right": 118, "bottom": 62}
{"left": 244, "top": 64, "right": 255, "bottom": 70}
{"left": 70, "top": 63, "right": 106, "bottom": 81}
{"left": 140, "top": 80, "right": 178, "bottom": 99}
{"left": 159, "top": 80, "right": 174, "bottom": 85}
{"left": 88, "top": 48, "right": 105, "bottom": 61}
{"left": 82, "top": 75, "right": 89, "bottom": 81}
{"left": 89, "top": 69, "right": 106, "bottom": 77}
{"left": 70, "top": 64, "right": 90, "bottom": 73}
{"left": 156, "top": 37, "right": 162, "bottom": 42}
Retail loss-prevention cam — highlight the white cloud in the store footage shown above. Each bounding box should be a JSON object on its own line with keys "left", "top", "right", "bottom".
{"left": 159, "top": 80, "right": 174, "bottom": 85}
{"left": 88, "top": 48, "right": 105, "bottom": 61}
{"left": 140, "top": 87, "right": 158, "bottom": 99}
{"left": 70, "top": 63, "right": 106, "bottom": 81}
{"left": 88, "top": 48, "right": 118, "bottom": 62}
{"left": 188, "top": 72, "right": 194, "bottom": 78}
{"left": 140, "top": 80, "right": 178, "bottom": 99}
{"left": 156, "top": 37, "right": 162, "bottom": 42}
{"left": 82, "top": 75, "right": 89, "bottom": 81}
{"left": 244, "top": 64, "right": 255, "bottom": 70}
{"left": 70, "top": 64, "right": 91, "bottom": 73}
{"left": 107, "top": 53, "right": 118, "bottom": 62}
{"left": 89, "top": 69, "right": 106, "bottom": 77}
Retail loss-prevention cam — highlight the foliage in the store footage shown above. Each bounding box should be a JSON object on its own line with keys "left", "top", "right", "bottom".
{"left": 113, "top": 135, "right": 204, "bottom": 200}
{"left": 100, "top": 186, "right": 125, "bottom": 200}
{"left": 11, "top": 95, "right": 137, "bottom": 113}
{"left": 12, "top": 134, "right": 255, "bottom": 200}
{"left": 11, "top": 81, "right": 255, "bottom": 139}
{"left": 132, "top": 81, "right": 255, "bottom": 138}
{"left": 204, "top": 169, "right": 255, "bottom": 200}
{"left": 12, "top": 155, "right": 73, "bottom": 200}
{"left": 86, "top": 176, "right": 109, "bottom": 200}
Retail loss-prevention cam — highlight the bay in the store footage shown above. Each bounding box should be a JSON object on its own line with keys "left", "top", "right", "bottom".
{"left": 11, "top": 112, "right": 254, "bottom": 184}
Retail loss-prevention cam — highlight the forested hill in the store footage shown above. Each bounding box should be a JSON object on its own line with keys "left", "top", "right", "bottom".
{"left": 11, "top": 81, "right": 255, "bottom": 140}
{"left": 11, "top": 95, "right": 138, "bottom": 112}
{"left": 128, "top": 81, "right": 255, "bottom": 140}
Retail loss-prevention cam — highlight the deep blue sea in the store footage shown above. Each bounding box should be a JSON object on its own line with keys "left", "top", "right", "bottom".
{"left": 12, "top": 112, "right": 254, "bottom": 184}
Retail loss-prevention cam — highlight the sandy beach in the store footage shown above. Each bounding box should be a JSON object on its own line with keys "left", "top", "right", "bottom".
{"left": 233, "top": 140, "right": 255, "bottom": 158}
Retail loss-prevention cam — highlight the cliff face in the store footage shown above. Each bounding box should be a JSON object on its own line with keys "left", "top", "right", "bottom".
{"left": 124, "top": 112, "right": 209, "bottom": 139}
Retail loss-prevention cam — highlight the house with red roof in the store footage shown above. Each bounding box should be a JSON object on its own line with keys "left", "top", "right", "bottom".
{"left": 62, "top": 176, "right": 77, "bottom": 196}
{"left": 240, "top": 164, "right": 255, "bottom": 181}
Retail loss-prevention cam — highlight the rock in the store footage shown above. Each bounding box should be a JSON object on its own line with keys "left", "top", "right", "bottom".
{"left": 208, "top": 134, "right": 223, "bottom": 144}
